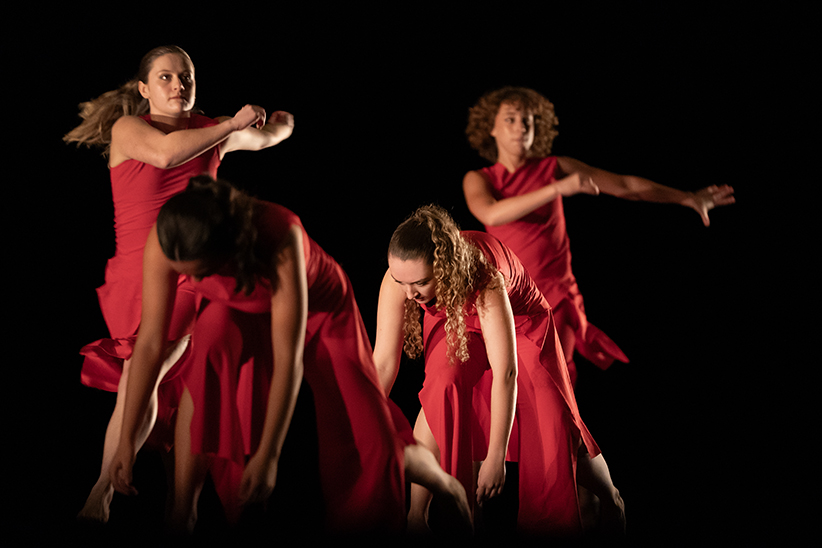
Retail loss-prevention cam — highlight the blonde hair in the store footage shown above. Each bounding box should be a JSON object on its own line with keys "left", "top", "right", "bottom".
{"left": 63, "top": 45, "right": 194, "bottom": 157}
{"left": 388, "top": 205, "right": 500, "bottom": 365}
{"left": 466, "top": 86, "right": 559, "bottom": 163}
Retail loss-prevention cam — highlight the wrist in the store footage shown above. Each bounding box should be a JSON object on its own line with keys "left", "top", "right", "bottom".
{"left": 485, "top": 445, "right": 507, "bottom": 463}
{"left": 681, "top": 191, "right": 697, "bottom": 208}
{"left": 223, "top": 117, "right": 240, "bottom": 133}
{"left": 552, "top": 174, "right": 578, "bottom": 197}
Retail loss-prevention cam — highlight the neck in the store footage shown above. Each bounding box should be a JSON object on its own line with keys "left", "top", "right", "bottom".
{"left": 149, "top": 112, "right": 192, "bottom": 132}
{"left": 496, "top": 149, "right": 528, "bottom": 173}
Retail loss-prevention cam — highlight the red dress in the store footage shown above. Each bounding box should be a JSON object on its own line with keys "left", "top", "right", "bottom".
{"left": 183, "top": 201, "right": 406, "bottom": 532}
{"left": 419, "top": 231, "right": 600, "bottom": 536}
{"left": 480, "top": 158, "right": 628, "bottom": 383}
{"left": 79, "top": 114, "right": 221, "bottom": 441}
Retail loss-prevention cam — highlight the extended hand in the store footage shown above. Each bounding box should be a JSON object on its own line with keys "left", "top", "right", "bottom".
{"left": 689, "top": 184, "right": 736, "bottom": 226}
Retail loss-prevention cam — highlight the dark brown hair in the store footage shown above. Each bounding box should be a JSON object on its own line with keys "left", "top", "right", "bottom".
{"left": 465, "top": 86, "right": 559, "bottom": 163}
{"left": 157, "top": 176, "right": 262, "bottom": 295}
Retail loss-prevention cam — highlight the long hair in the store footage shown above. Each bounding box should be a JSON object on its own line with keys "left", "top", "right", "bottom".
{"left": 157, "top": 176, "right": 262, "bottom": 295}
{"left": 465, "top": 86, "right": 559, "bottom": 163}
{"left": 63, "top": 45, "right": 194, "bottom": 156}
{"left": 388, "top": 205, "right": 500, "bottom": 365}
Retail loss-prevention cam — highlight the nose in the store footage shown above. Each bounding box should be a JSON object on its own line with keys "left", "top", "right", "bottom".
{"left": 404, "top": 285, "right": 419, "bottom": 300}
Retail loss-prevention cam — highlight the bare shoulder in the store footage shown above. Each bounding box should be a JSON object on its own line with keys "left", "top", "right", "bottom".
{"left": 463, "top": 169, "right": 492, "bottom": 192}
{"left": 111, "top": 114, "right": 149, "bottom": 134}
{"left": 477, "top": 275, "right": 512, "bottom": 323}
{"left": 463, "top": 168, "right": 489, "bottom": 183}
{"left": 110, "top": 115, "right": 155, "bottom": 144}
{"left": 272, "top": 223, "right": 306, "bottom": 268}
{"left": 108, "top": 116, "right": 151, "bottom": 166}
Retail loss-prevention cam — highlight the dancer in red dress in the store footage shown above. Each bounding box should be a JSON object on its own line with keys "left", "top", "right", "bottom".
{"left": 110, "top": 177, "right": 470, "bottom": 537}
{"left": 64, "top": 45, "right": 294, "bottom": 521}
{"left": 373, "top": 205, "right": 624, "bottom": 538}
{"left": 463, "top": 86, "right": 735, "bottom": 384}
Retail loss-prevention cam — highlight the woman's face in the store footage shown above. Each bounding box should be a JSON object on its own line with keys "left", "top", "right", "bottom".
{"left": 139, "top": 53, "right": 196, "bottom": 117}
{"left": 490, "top": 101, "right": 534, "bottom": 158}
{"left": 388, "top": 256, "right": 436, "bottom": 304}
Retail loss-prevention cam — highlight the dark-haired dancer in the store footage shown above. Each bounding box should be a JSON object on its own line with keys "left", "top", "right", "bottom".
{"left": 65, "top": 45, "right": 294, "bottom": 521}
{"left": 463, "top": 86, "right": 735, "bottom": 384}
{"left": 111, "top": 177, "right": 470, "bottom": 536}
{"left": 374, "top": 204, "right": 624, "bottom": 538}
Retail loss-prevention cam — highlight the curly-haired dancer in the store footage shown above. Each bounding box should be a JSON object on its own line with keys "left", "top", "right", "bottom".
{"left": 373, "top": 205, "right": 624, "bottom": 539}
{"left": 463, "top": 87, "right": 735, "bottom": 384}
{"left": 111, "top": 178, "right": 471, "bottom": 538}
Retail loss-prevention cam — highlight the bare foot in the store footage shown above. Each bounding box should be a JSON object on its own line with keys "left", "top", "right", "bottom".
{"left": 427, "top": 474, "right": 473, "bottom": 538}
{"left": 407, "top": 507, "right": 431, "bottom": 537}
{"left": 599, "top": 489, "right": 626, "bottom": 536}
{"left": 77, "top": 483, "right": 114, "bottom": 522}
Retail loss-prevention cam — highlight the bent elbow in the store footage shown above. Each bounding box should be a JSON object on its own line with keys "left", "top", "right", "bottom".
{"left": 483, "top": 213, "right": 507, "bottom": 228}
{"left": 469, "top": 206, "right": 502, "bottom": 227}
{"left": 149, "top": 151, "right": 176, "bottom": 169}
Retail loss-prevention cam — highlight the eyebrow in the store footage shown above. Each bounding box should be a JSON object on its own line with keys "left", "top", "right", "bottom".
{"left": 156, "top": 69, "right": 193, "bottom": 76}
{"left": 390, "top": 274, "right": 431, "bottom": 285}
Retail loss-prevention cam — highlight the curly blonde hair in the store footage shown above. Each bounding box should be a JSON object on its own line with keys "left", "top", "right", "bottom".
{"left": 63, "top": 45, "right": 194, "bottom": 157}
{"left": 388, "top": 205, "right": 501, "bottom": 365}
{"left": 465, "top": 86, "right": 559, "bottom": 163}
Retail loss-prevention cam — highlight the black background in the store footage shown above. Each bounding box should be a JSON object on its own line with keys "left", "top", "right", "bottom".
{"left": 6, "top": 4, "right": 816, "bottom": 545}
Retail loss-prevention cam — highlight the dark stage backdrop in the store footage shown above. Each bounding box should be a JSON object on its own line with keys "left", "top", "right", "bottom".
{"left": 7, "top": 5, "right": 815, "bottom": 545}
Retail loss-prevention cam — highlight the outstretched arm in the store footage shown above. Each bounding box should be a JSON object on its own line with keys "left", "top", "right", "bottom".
{"left": 373, "top": 269, "right": 408, "bottom": 396}
{"left": 556, "top": 156, "right": 735, "bottom": 226}
{"left": 110, "top": 104, "right": 265, "bottom": 169}
{"left": 239, "top": 224, "right": 307, "bottom": 505}
{"left": 218, "top": 110, "right": 295, "bottom": 158}
{"left": 110, "top": 226, "right": 178, "bottom": 495}
{"left": 475, "top": 276, "right": 518, "bottom": 505}
{"left": 463, "top": 168, "right": 599, "bottom": 227}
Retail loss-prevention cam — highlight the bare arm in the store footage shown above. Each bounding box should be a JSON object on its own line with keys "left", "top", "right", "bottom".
{"left": 373, "top": 269, "right": 408, "bottom": 395}
{"left": 240, "top": 224, "right": 307, "bottom": 505}
{"left": 556, "top": 156, "right": 735, "bottom": 226}
{"left": 110, "top": 226, "right": 178, "bottom": 494}
{"left": 218, "top": 110, "right": 295, "bottom": 158}
{"left": 463, "top": 168, "right": 599, "bottom": 227}
{"left": 109, "top": 104, "right": 265, "bottom": 169}
{"left": 475, "top": 276, "right": 518, "bottom": 504}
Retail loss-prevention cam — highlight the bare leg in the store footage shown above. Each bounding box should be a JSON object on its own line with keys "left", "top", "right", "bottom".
{"left": 404, "top": 443, "right": 472, "bottom": 537}
{"left": 169, "top": 387, "right": 210, "bottom": 535}
{"left": 576, "top": 448, "right": 626, "bottom": 536}
{"left": 553, "top": 302, "right": 605, "bottom": 532}
{"left": 407, "top": 408, "right": 440, "bottom": 535}
{"left": 78, "top": 336, "right": 190, "bottom": 522}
